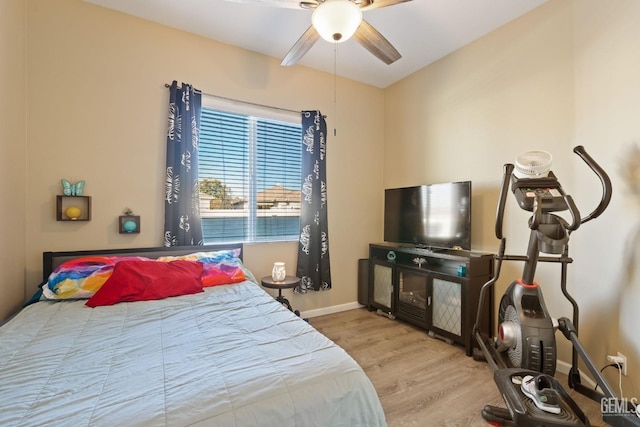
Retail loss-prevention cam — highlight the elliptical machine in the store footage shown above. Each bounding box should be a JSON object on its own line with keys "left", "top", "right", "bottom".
{"left": 473, "top": 146, "right": 640, "bottom": 426}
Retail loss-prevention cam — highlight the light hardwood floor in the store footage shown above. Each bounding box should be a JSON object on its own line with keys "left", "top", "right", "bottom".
{"left": 310, "top": 308, "right": 609, "bottom": 427}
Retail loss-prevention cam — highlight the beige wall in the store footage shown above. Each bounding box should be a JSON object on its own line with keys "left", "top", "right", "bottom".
{"left": 572, "top": 0, "right": 640, "bottom": 400}
{"left": 7, "top": 0, "right": 638, "bottom": 399}
{"left": 21, "top": 0, "right": 384, "bottom": 317}
{"left": 385, "top": 0, "right": 639, "bottom": 397}
{"left": 0, "top": 0, "right": 27, "bottom": 322}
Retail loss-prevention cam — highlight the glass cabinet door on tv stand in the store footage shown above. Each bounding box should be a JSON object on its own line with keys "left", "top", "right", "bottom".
{"left": 369, "top": 259, "right": 395, "bottom": 319}
{"left": 430, "top": 274, "right": 463, "bottom": 341}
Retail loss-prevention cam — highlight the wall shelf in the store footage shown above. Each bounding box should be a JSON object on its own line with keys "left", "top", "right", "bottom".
{"left": 119, "top": 215, "right": 140, "bottom": 234}
{"left": 56, "top": 195, "right": 91, "bottom": 221}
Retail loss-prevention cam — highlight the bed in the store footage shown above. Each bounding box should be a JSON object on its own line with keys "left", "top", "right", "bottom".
{"left": 0, "top": 244, "right": 386, "bottom": 427}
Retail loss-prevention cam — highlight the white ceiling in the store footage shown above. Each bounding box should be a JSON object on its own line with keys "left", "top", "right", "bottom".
{"left": 84, "top": 0, "right": 547, "bottom": 88}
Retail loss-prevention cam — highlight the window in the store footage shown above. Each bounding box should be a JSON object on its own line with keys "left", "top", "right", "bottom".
{"left": 198, "top": 97, "right": 302, "bottom": 243}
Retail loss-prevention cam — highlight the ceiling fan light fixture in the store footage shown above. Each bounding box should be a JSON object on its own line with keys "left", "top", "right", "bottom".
{"left": 312, "top": 0, "right": 362, "bottom": 43}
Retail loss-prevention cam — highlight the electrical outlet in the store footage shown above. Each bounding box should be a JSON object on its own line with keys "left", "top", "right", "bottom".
{"left": 607, "top": 352, "right": 627, "bottom": 376}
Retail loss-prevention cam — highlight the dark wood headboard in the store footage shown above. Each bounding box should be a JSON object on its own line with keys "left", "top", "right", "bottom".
{"left": 42, "top": 244, "right": 243, "bottom": 280}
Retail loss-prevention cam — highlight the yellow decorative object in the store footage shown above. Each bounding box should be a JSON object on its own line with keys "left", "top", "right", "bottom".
{"left": 65, "top": 206, "right": 82, "bottom": 220}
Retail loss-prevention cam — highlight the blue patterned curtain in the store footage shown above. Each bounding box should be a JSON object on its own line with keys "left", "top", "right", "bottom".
{"left": 296, "top": 111, "right": 332, "bottom": 292}
{"left": 164, "top": 81, "right": 203, "bottom": 246}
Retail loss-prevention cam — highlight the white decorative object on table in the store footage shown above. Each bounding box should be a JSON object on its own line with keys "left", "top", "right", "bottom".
{"left": 272, "top": 262, "right": 286, "bottom": 281}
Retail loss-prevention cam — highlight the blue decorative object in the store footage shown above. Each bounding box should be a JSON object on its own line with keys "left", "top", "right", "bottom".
{"left": 386, "top": 251, "right": 396, "bottom": 262}
{"left": 61, "top": 179, "right": 85, "bottom": 196}
{"left": 122, "top": 220, "right": 137, "bottom": 233}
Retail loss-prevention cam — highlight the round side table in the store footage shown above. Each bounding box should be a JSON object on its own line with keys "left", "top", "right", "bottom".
{"left": 261, "top": 275, "right": 300, "bottom": 315}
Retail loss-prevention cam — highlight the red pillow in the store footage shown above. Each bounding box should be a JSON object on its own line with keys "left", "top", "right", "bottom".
{"left": 86, "top": 260, "right": 204, "bottom": 307}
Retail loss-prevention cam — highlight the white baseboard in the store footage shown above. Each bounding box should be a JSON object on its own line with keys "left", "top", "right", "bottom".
{"left": 301, "top": 301, "right": 363, "bottom": 318}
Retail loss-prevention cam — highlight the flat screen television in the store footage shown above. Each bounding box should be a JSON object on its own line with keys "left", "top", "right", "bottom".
{"left": 384, "top": 181, "right": 472, "bottom": 250}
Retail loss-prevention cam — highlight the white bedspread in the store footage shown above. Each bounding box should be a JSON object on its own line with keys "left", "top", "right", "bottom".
{"left": 0, "top": 281, "right": 386, "bottom": 427}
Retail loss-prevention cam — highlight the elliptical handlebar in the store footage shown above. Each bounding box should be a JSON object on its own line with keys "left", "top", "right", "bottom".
{"left": 495, "top": 163, "right": 514, "bottom": 240}
{"left": 530, "top": 194, "right": 542, "bottom": 230}
{"left": 563, "top": 194, "right": 581, "bottom": 231}
{"left": 573, "top": 145, "right": 613, "bottom": 225}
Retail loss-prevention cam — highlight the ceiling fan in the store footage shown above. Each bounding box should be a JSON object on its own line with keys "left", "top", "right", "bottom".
{"left": 231, "top": 0, "right": 412, "bottom": 66}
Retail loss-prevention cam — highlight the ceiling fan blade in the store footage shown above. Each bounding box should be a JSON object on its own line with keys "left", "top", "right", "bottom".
{"left": 299, "top": 0, "right": 320, "bottom": 9}
{"left": 360, "top": 0, "right": 412, "bottom": 11}
{"left": 224, "top": 0, "right": 305, "bottom": 9}
{"left": 281, "top": 26, "right": 321, "bottom": 66}
{"left": 353, "top": 19, "right": 401, "bottom": 65}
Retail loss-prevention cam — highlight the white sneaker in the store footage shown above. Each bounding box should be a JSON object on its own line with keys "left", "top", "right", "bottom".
{"left": 521, "top": 375, "right": 562, "bottom": 415}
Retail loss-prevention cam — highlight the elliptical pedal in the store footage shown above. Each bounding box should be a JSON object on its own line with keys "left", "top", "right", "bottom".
{"left": 482, "top": 368, "right": 590, "bottom": 427}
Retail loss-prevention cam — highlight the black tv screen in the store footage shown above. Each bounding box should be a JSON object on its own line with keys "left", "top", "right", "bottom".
{"left": 384, "top": 181, "right": 472, "bottom": 250}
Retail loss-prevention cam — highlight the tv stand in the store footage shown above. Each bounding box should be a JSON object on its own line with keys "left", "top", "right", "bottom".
{"left": 367, "top": 243, "right": 494, "bottom": 356}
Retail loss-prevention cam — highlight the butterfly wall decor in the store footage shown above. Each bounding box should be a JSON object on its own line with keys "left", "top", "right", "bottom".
{"left": 61, "top": 179, "right": 85, "bottom": 196}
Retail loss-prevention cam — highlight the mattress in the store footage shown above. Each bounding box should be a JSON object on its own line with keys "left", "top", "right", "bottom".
{"left": 0, "top": 280, "right": 386, "bottom": 427}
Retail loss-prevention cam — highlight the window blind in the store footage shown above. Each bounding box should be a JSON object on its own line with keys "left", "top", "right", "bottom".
{"left": 199, "top": 108, "right": 302, "bottom": 243}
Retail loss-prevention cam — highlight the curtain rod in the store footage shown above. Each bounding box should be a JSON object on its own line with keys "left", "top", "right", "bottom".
{"left": 164, "top": 83, "right": 301, "bottom": 115}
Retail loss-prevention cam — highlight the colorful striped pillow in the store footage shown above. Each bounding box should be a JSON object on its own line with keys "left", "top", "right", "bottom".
{"left": 42, "top": 256, "right": 149, "bottom": 300}
{"left": 156, "top": 249, "right": 246, "bottom": 287}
